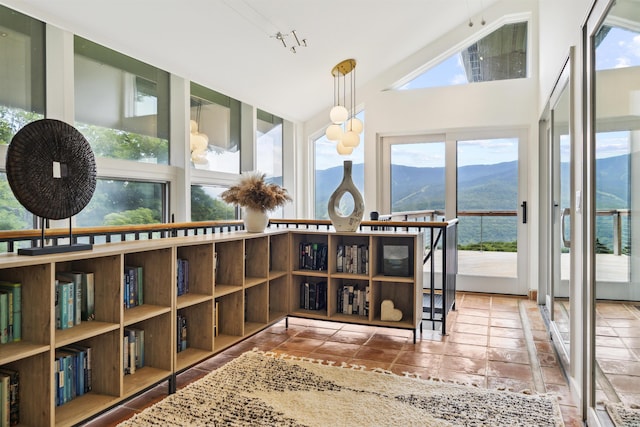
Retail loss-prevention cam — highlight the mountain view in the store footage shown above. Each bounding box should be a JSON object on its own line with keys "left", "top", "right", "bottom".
{"left": 316, "top": 154, "right": 630, "bottom": 251}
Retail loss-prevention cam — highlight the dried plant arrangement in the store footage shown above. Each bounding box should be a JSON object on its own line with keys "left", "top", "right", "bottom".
{"left": 220, "top": 171, "right": 292, "bottom": 212}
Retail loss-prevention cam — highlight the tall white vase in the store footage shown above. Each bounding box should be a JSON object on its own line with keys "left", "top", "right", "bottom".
{"left": 243, "top": 207, "right": 269, "bottom": 232}
{"left": 327, "top": 160, "right": 364, "bottom": 232}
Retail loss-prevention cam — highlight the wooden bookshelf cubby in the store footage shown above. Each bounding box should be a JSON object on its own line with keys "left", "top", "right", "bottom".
{"left": 0, "top": 228, "right": 422, "bottom": 425}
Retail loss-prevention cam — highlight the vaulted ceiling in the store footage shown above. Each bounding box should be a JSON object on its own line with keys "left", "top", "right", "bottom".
{"left": 2, "top": 0, "right": 499, "bottom": 122}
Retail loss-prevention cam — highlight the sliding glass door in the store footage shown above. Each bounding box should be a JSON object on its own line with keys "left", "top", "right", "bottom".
{"left": 381, "top": 129, "right": 528, "bottom": 295}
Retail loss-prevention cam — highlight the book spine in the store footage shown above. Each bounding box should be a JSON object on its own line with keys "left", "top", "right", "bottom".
{"left": 65, "top": 283, "right": 74, "bottom": 329}
{"left": 74, "top": 277, "right": 82, "bottom": 325}
{"left": 0, "top": 292, "right": 7, "bottom": 343}
{"left": 137, "top": 266, "right": 144, "bottom": 306}
{"left": 82, "top": 273, "right": 96, "bottom": 321}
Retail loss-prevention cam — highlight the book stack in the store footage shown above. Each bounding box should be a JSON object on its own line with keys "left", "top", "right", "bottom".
{"left": 299, "top": 281, "right": 327, "bottom": 311}
{"left": 0, "top": 367, "right": 18, "bottom": 426}
{"left": 177, "top": 312, "right": 187, "bottom": 352}
{"left": 54, "top": 344, "right": 92, "bottom": 406}
{"left": 336, "top": 244, "right": 369, "bottom": 274}
{"left": 56, "top": 272, "right": 95, "bottom": 326}
{"left": 55, "top": 271, "right": 95, "bottom": 330}
{"left": 124, "top": 266, "right": 144, "bottom": 309}
{"left": 176, "top": 258, "right": 190, "bottom": 296}
{"left": 299, "top": 242, "right": 328, "bottom": 271}
{"left": 123, "top": 328, "right": 145, "bottom": 375}
{"left": 337, "top": 284, "right": 370, "bottom": 316}
{"left": 0, "top": 281, "right": 21, "bottom": 345}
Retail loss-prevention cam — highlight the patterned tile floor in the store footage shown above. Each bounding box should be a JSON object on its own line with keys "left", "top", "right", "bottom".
{"left": 82, "top": 293, "right": 582, "bottom": 426}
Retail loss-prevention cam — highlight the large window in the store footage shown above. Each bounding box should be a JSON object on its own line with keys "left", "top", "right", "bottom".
{"left": 397, "top": 22, "right": 528, "bottom": 90}
{"left": 74, "top": 37, "right": 170, "bottom": 164}
{"left": 191, "top": 185, "right": 236, "bottom": 221}
{"left": 257, "top": 110, "right": 284, "bottom": 218}
{"left": 76, "top": 179, "right": 166, "bottom": 226}
{"left": 0, "top": 5, "right": 45, "bottom": 232}
{"left": 314, "top": 111, "right": 364, "bottom": 219}
{"left": 190, "top": 82, "right": 240, "bottom": 173}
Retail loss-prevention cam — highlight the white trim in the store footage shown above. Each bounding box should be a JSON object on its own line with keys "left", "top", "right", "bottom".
{"left": 388, "top": 12, "right": 533, "bottom": 91}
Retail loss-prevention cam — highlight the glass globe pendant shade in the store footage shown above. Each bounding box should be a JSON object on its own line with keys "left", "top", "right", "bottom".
{"left": 190, "top": 133, "right": 209, "bottom": 151}
{"left": 336, "top": 140, "right": 353, "bottom": 155}
{"left": 342, "top": 130, "right": 360, "bottom": 148}
{"left": 346, "top": 117, "right": 363, "bottom": 134}
{"left": 191, "top": 148, "right": 208, "bottom": 164}
{"left": 325, "top": 124, "right": 343, "bottom": 141}
{"left": 190, "top": 119, "right": 198, "bottom": 133}
{"left": 330, "top": 105, "right": 349, "bottom": 124}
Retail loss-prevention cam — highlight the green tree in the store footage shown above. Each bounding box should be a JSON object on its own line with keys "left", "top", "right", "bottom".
{"left": 103, "top": 208, "right": 156, "bottom": 225}
{"left": 191, "top": 186, "right": 235, "bottom": 221}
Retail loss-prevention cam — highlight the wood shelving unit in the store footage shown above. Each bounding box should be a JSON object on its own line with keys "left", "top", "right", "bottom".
{"left": 0, "top": 228, "right": 422, "bottom": 425}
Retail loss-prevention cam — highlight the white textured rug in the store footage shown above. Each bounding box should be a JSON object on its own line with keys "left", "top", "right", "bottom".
{"left": 606, "top": 402, "right": 640, "bottom": 427}
{"left": 119, "top": 350, "right": 565, "bottom": 426}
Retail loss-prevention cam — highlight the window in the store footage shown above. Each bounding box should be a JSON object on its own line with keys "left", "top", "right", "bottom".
{"left": 191, "top": 185, "right": 236, "bottom": 221}
{"left": 398, "top": 22, "right": 528, "bottom": 90}
{"left": 74, "top": 37, "right": 170, "bottom": 164}
{"left": 257, "top": 110, "right": 284, "bottom": 218}
{"left": 314, "top": 111, "right": 364, "bottom": 219}
{"left": 0, "top": 5, "right": 45, "bottom": 231}
{"left": 190, "top": 82, "right": 240, "bottom": 173}
{"left": 75, "top": 179, "right": 166, "bottom": 226}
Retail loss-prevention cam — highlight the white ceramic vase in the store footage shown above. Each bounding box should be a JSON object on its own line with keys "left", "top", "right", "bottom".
{"left": 243, "top": 207, "right": 269, "bottom": 232}
{"left": 327, "top": 160, "right": 364, "bottom": 232}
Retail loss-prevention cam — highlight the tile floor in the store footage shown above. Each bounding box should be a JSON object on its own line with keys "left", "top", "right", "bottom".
{"left": 82, "top": 293, "right": 582, "bottom": 426}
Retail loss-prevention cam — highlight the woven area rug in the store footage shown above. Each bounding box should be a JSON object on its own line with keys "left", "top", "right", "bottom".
{"left": 606, "top": 402, "right": 640, "bottom": 427}
{"left": 119, "top": 350, "right": 565, "bottom": 426}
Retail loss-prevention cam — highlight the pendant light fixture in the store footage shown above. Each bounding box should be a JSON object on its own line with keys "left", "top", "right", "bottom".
{"left": 325, "top": 58, "right": 363, "bottom": 155}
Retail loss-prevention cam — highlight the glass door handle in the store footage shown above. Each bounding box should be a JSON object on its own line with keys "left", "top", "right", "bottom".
{"left": 521, "top": 201, "right": 527, "bottom": 224}
{"left": 561, "top": 207, "right": 571, "bottom": 248}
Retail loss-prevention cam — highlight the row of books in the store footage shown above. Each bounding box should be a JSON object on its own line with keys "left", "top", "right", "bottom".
{"left": 299, "top": 281, "right": 327, "bottom": 311}
{"left": 0, "top": 281, "right": 21, "bottom": 344}
{"left": 54, "top": 344, "right": 92, "bottom": 407}
{"left": 0, "top": 367, "right": 18, "bottom": 426}
{"left": 55, "top": 271, "right": 95, "bottom": 330}
{"left": 124, "top": 328, "right": 145, "bottom": 375}
{"left": 338, "top": 284, "right": 370, "bottom": 316}
{"left": 299, "top": 242, "right": 328, "bottom": 271}
{"left": 337, "top": 244, "right": 369, "bottom": 275}
{"left": 177, "top": 313, "right": 187, "bottom": 352}
{"left": 176, "top": 258, "right": 190, "bottom": 296}
{"left": 124, "top": 266, "right": 144, "bottom": 309}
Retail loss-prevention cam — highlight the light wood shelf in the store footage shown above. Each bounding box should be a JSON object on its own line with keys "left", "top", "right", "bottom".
{"left": 0, "top": 228, "right": 423, "bottom": 426}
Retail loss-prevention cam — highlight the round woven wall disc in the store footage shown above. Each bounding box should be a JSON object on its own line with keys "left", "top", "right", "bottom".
{"left": 6, "top": 119, "right": 97, "bottom": 220}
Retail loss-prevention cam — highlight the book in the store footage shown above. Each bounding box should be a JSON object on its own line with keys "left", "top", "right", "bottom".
{"left": 81, "top": 272, "right": 95, "bottom": 321}
{"left": 56, "top": 272, "right": 83, "bottom": 325}
{"left": 55, "top": 280, "right": 74, "bottom": 329}
{"left": 0, "top": 282, "right": 21, "bottom": 342}
{"left": 0, "top": 291, "right": 8, "bottom": 343}
{"left": 0, "top": 368, "right": 18, "bottom": 426}
{"left": 0, "top": 373, "right": 8, "bottom": 427}
{"left": 0, "top": 288, "right": 12, "bottom": 343}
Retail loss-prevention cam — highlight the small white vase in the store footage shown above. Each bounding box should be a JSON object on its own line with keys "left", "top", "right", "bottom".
{"left": 243, "top": 207, "right": 269, "bottom": 232}
{"left": 327, "top": 160, "right": 364, "bottom": 232}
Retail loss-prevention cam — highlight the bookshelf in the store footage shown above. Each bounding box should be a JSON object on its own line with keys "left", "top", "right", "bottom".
{"left": 0, "top": 228, "right": 422, "bottom": 425}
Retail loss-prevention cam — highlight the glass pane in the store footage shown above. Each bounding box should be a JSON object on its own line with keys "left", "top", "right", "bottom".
{"left": 552, "top": 76, "right": 572, "bottom": 355}
{"left": 314, "top": 111, "right": 364, "bottom": 220}
{"left": 0, "top": 172, "right": 32, "bottom": 232}
{"left": 75, "top": 179, "right": 165, "bottom": 226}
{"left": 457, "top": 138, "right": 519, "bottom": 277}
{"left": 74, "top": 37, "right": 169, "bottom": 164}
{"left": 592, "top": 0, "right": 639, "bottom": 413}
{"left": 190, "top": 83, "right": 240, "bottom": 173}
{"left": 257, "top": 111, "right": 284, "bottom": 218}
{"left": 191, "top": 185, "right": 236, "bottom": 221}
{"left": 390, "top": 142, "right": 445, "bottom": 215}
{"left": 399, "top": 22, "right": 528, "bottom": 90}
{"left": 0, "top": 5, "right": 45, "bottom": 145}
